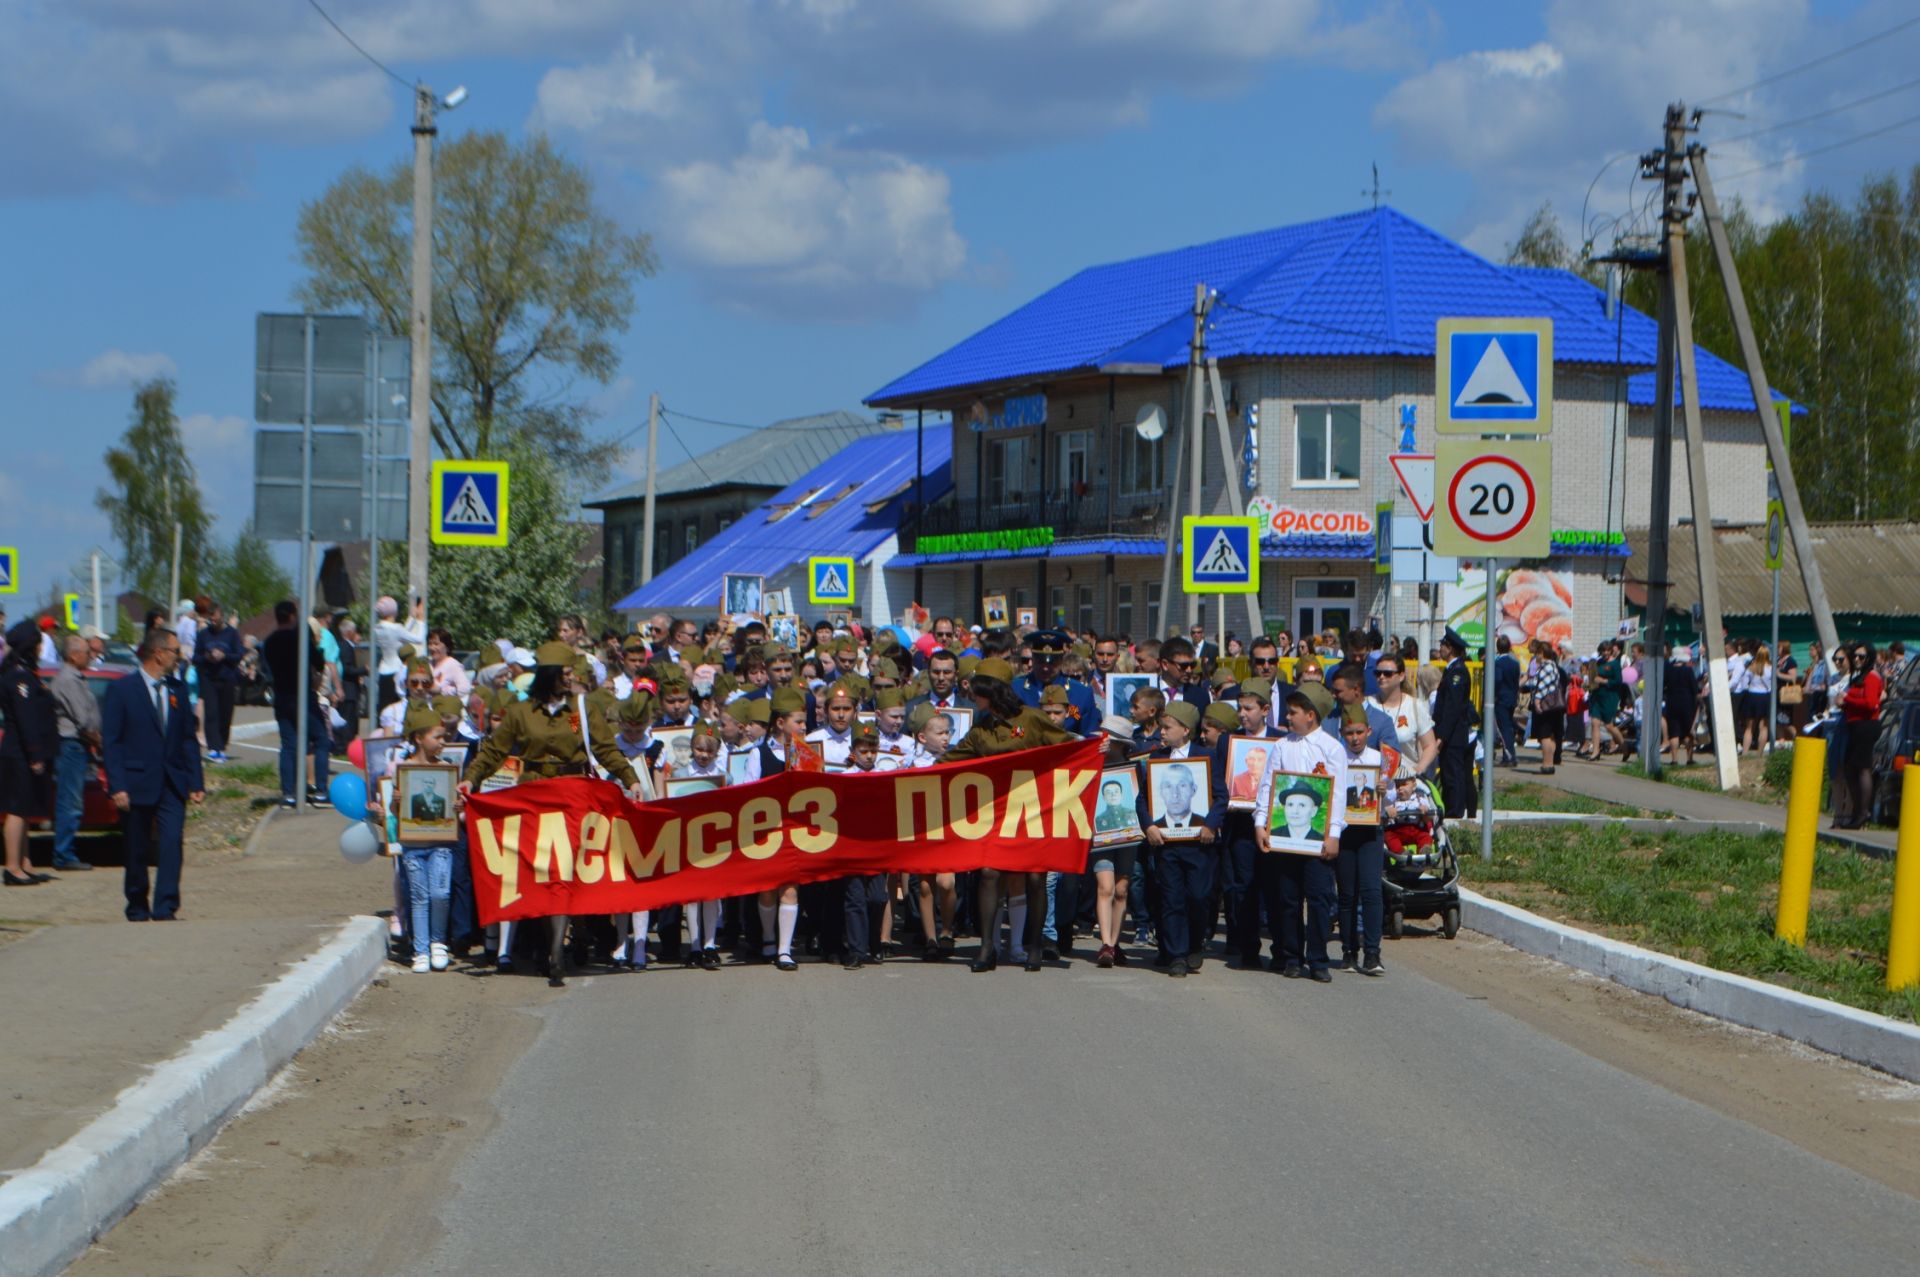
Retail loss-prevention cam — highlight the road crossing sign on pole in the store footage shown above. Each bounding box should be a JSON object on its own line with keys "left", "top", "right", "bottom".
{"left": 1181, "top": 516, "right": 1260, "bottom": 594}
{"left": 807, "top": 556, "right": 856, "bottom": 606}
{"left": 1433, "top": 438, "right": 1553, "bottom": 558}
{"left": 0, "top": 546, "right": 16, "bottom": 595}
{"left": 430, "top": 461, "right": 510, "bottom": 547}
{"left": 63, "top": 594, "right": 81, "bottom": 629}
{"left": 1436, "top": 317, "right": 1553, "bottom": 435}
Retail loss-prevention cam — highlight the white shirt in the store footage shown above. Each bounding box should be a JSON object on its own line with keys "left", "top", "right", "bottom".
{"left": 374, "top": 618, "right": 425, "bottom": 677}
{"left": 805, "top": 724, "right": 853, "bottom": 768}
{"left": 1367, "top": 692, "right": 1431, "bottom": 778}
{"left": 1254, "top": 728, "right": 1349, "bottom": 840}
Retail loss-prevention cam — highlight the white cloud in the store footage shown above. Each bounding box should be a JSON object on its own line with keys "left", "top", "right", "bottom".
{"left": 659, "top": 123, "right": 966, "bottom": 316}
{"left": 42, "top": 349, "right": 179, "bottom": 389}
{"left": 531, "top": 40, "right": 679, "bottom": 135}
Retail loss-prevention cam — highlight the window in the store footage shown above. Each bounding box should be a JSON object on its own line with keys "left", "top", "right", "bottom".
{"left": 1077, "top": 585, "right": 1094, "bottom": 633}
{"left": 1294, "top": 404, "right": 1361, "bottom": 486}
{"left": 684, "top": 522, "right": 700, "bottom": 554}
{"left": 1050, "top": 586, "right": 1066, "bottom": 625}
{"left": 986, "top": 436, "right": 1030, "bottom": 509}
{"left": 1120, "top": 428, "right": 1166, "bottom": 494}
{"left": 1116, "top": 583, "right": 1133, "bottom": 636}
{"left": 1051, "top": 430, "right": 1092, "bottom": 497}
{"left": 1146, "top": 583, "right": 1163, "bottom": 638}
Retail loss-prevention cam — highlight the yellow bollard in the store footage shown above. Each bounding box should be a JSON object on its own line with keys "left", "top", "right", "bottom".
{"left": 1889, "top": 765, "right": 1920, "bottom": 991}
{"left": 1776, "top": 735, "right": 1825, "bottom": 946}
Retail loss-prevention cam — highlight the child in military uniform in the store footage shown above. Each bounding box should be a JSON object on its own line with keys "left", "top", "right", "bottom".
{"left": 839, "top": 723, "right": 888, "bottom": 969}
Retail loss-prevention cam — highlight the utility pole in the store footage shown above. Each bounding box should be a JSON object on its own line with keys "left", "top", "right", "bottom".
{"left": 1185, "top": 283, "right": 1209, "bottom": 632}
{"left": 407, "top": 84, "right": 437, "bottom": 632}
{"left": 640, "top": 392, "right": 660, "bottom": 586}
{"left": 296, "top": 316, "right": 315, "bottom": 815}
{"left": 91, "top": 552, "right": 103, "bottom": 634}
{"left": 1690, "top": 147, "right": 1840, "bottom": 657}
{"left": 1638, "top": 103, "right": 1688, "bottom": 777}
{"left": 1206, "top": 359, "right": 1263, "bottom": 639}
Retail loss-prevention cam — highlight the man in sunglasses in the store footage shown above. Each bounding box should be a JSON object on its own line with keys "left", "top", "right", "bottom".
{"left": 1158, "top": 637, "right": 1210, "bottom": 710}
{"left": 1246, "top": 636, "right": 1296, "bottom": 730}
{"left": 1012, "top": 629, "right": 1098, "bottom": 732}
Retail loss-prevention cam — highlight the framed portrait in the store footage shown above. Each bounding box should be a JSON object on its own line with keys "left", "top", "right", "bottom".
{"left": 1014, "top": 606, "right": 1038, "bottom": 629}
{"left": 874, "top": 752, "right": 910, "bottom": 772}
{"left": 395, "top": 762, "right": 460, "bottom": 845}
{"left": 1105, "top": 673, "right": 1154, "bottom": 723}
{"left": 762, "top": 587, "right": 792, "bottom": 617}
{"left": 378, "top": 777, "right": 399, "bottom": 855}
{"left": 769, "top": 613, "right": 801, "bottom": 648}
{"left": 1344, "top": 765, "right": 1381, "bottom": 827}
{"left": 826, "top": 608, "right": 853, "bottom": 630}
{"left": 725, "top": 748, "right": 757, "bottom": 785}
{"left": 1092, "top": 766, "right": 1143, "bottom": 847}
{"left": 1145, "top": 758, "right": 1212, "bottom": 841}
{"left": 439, "top": 743, "right": 470, "bottom": 777}
{"left": 1267, "top": 770, "right": 1332, "bottom": 854}
{"left": 1224, "top": 735, "right": 1275, "bottom": 812}
{"left": 652, "top": 725, "right": 696, "bottom": 775}
{"left": 941, "top": 706, "right": 975, "bottom": 739}
{"left": 363, "top": 734, "right": 405, "bottom": 787}
{"left": 981, "top": 594, "right": 1009, "bottom": 628}
{"left": 665, "top": 775, "right": 722, "bottom": 800}
{"left": 722, "top": 573, "right": 765, "bottom": 616}
{"left": 857, "top": 710, "right": 877, "bottom": 727}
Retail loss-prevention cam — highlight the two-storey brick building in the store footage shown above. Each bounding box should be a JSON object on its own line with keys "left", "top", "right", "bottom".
{"left": 869, "top": 206, "right": 1786, "bottom": 654}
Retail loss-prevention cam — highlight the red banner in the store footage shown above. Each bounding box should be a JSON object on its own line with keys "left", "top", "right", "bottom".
{"left": 464, "top": 737, "right": 1104, "bottom": 924}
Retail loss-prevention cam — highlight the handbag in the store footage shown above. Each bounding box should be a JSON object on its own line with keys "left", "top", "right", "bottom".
{"left": 1780, "top": 682, "right": 1804, "bottom": 706}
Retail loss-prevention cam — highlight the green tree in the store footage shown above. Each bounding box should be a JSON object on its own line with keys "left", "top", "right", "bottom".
{"left": 95, "top": 378, "right": 213, "bottom": 602}
{"left": 294, "top": 131, "right": 657, "bottom": 471}
{"left": 1505, "top": 200, "right": 1576, "bottom": 270}
{"left": 200, "top": 522, "right": 294, "bottom": 624}
{"left": 363, "top": 442, "right": 598, "bottom": 650}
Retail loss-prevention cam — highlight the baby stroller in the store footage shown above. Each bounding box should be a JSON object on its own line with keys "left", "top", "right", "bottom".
{"left": 1380, "top": 777, "right": 1461, "bottom": 939}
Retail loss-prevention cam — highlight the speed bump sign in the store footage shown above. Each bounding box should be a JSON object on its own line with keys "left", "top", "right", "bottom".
{"left": 1433, "top": 439, "right": 1553, "bottom": 559}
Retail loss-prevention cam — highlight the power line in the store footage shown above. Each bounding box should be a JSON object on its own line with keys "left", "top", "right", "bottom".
{"left": 1699, "top": 14, "right": 1920, "bottom": 105}
{"left": 659, "top": 413, "right": 717, "bottom": 488}
{"left": 1714, "top": 73, "right": 1920, "bottom": 145}
{"left": 1715, "top": 108, "right": 1920, "bottom": 181}
{"left": 306, "top": 0, "right": 412, "bottom": 89}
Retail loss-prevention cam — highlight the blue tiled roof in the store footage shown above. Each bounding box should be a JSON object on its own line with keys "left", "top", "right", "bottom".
{"left": 614, "top": 430, "right": 953, "bottom": 611}
{"left": 1260, "top": 534, "right": 1375, "bottom": 560}
{"left": 867, "top": 206, "right": 1803, "bottom": 417}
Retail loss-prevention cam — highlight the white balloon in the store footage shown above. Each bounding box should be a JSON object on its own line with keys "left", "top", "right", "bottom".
{"left": 338, "top": 820, "right": 382, "bottom": 864}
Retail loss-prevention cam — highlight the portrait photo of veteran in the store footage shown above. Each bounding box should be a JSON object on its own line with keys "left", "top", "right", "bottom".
{"left": 101, "top": 626, "right": 204, "bottom": 921}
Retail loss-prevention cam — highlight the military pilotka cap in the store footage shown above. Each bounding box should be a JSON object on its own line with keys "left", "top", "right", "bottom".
{"left": 1297, "top": 682, "right": 1335, "bottom": 721}
{"left": 1239, "top": 677, "right": 1273, "bottom": 705}
{"left": 431, "top": 694, "right": 463, "bottom": 719}
{"left": 824, "top": 680, "right": 859, "bottom": 705}
{"left": 974, "top": 657, "right": 1014, "bottom": 683}
{"left": 907, "top": 703, "right": 941, "bottom": 734}
{"left": 1341, "top": 702, "right": 1370, "bottom": 727}
{"left": 691, "top": 720, "right": 721, "bottom": 744}
{"left": 1210, "top": 667, "right": 1238, "bottom": 689}
{"left": 770, "top": 687, "right": 806, "bottom": 716}
{"left": 738, "top": 696, "right": 771, "bottom": 725}
{"left": 957, "top": 655, "right": 980, "bottom": 678}
{"left": 403, "top": 705, "right": 441, "bottom": 737}
{"left": 1040, "top": 684, "right": 1070, "bottom": 707}
{"left": 622, "top": 635, "right": 648, "bottom": 653}
{"left": 1204, "top": 701, "right": 1239, "bottom": 731}
{"left": 617, "top": 696, "right": 651, "bottom": 725}
{"left": 1162, "top": 701, "right": 1201, "bottom": 732}
{"left": 875, "top": 686, "right": 906, "bottom": 710}
{"left": 535, "top": 640, "right": 574, "bottom": 667}
{"left": 852, "top": 721, "right": 880, "bottom": 746}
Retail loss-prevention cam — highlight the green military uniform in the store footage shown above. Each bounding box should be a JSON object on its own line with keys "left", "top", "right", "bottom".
{"left": 464, "top": 641, "right": 640, "bottom": 788}
{"left": 943, "top": 706, "right": 1078, "bottom": 761}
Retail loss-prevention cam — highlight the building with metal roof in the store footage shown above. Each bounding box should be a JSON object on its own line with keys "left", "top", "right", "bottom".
{"left": 612, "top": 425, "right": 953, "bottom": 619}
{"left": 867, "top": 204, "right": 1793, "bottom": 652}
{"left": 585, "top": 409, "right": 903, "bottom": 609}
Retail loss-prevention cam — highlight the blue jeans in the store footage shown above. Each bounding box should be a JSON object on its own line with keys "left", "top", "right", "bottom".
{"left": 54, "top": 738, "right": 91, "bottom": 864}
{"left": 401, "top": 846, "right": 453, "bottom": 957}
{"left": 276, "top": 709, "right": 331, "bottom": 801}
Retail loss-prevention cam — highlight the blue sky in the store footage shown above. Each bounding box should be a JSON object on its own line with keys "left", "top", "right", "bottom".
{"left": 4, "top": 0, "right": 1915, "bottom": 606}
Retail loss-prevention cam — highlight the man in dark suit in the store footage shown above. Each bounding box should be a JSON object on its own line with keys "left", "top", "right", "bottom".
{"left": 1432, "top": 627, "right": 1475, "bottom": 819}
{"left": 1493, "top": 635, "right": 1522, "bottom": 766}
{"left": 102, "top": 627, "right": 205, "bottom": 921}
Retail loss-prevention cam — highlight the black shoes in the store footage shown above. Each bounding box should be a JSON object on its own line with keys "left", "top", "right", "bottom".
{"left": 1024, "top": 950, "right": 1043, "bottom": 972}
{"left": 1186, "top": 954, "right": 1204, "bottom": 975}
{"left": 969, "top": 948, "right": 998, "bottom": 973}
{"left": 4, "top": 870, "right": 42, "bottom": 887}
{"left": 843, "top": 954, "right": 865, "bottom": 971}
{"left": 1168, "top": 958, "right": 1189, "bottom": 978}
{"left": 775, "top": 953, "right": 798, "bottom": 972}
{"left": 1360, "top": 953, "right": 1384, "bottom": 977}
{"left": 1280, "top": 962, "right": 1306, "bottom": 979}
{"left": 1309, "top": 967, "right": 1334, "bottom": 983}
{"left": 52, "top": 860, "right": 92, "bottom": 872}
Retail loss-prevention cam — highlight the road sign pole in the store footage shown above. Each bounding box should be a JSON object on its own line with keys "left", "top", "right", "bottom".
{"left": 1769, "top": 566, "right": 1780, "bottom": 749}
{"left": 1481, "top": 558, "right": 1496, "bottom": 864}
{"left": 296, "top": 316, "right": 314, "bottom": 815}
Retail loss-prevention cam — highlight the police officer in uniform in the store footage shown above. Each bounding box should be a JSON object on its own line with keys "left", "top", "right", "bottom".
{"left": 1013, "top": 629, "right": 1099, "bottom": 733}
{"left": 943, "top": 657, "right": 1078, "bottom": 972}
{"left": 1431, "top": 627, "right": 1475, "bottom": 819}
{"left": 460, "top": 639, "right": 646, "bottom": 986}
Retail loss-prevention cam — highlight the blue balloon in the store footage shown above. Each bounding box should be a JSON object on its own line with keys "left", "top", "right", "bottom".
{"left": 328, "top": 771, "right": 368, "bottom": 820}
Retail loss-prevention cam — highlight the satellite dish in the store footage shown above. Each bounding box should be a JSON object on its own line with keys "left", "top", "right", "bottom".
{"left": 1134, "top": 403, "right": 1166, "bottom": 442}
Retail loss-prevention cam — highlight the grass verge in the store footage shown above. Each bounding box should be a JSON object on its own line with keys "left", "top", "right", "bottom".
{"left": 1463, "top": 823, "right": 1920, "bottom": 1024}
{"left": 1497, "top": 781, "right": 1662, "bottom": 818}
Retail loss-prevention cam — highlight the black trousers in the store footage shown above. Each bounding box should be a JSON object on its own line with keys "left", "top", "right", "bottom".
{"left": 1260, "top": 852, "right": 1335, "bottom": 971}
{"left": 1155, "top": 843, "right": 1217, "bottom": 959}
{"left": 1219, "top": 825, "right": 1264, "bottom": 960}
{"left": 123, "top": 792, "right": 186, "bottom": 921}
{"left": 842, "top": 875, "right": 887, "bottom": 960}
{"left": 1438, "top": 742, "right": 1474, "bottom": 818}
{"left": 201, "top": 679, "right": 237, "bottom": 754}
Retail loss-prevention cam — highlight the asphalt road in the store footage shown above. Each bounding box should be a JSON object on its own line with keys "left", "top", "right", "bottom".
{"left": 419, "top": 954, "right": 1919, "bottom": 1275}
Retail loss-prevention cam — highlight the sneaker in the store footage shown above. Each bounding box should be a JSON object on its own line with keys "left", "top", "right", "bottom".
{"left": 412, "top": 954, "right": 432, "bottom": 973}
{"left": 281, "top": 797, "right": 298, "bottom": 810}
{"left": 1096, "top": 944, "right": 1115, "bottom": 968}
{"left": 1168, "top": 958, "right": 1189, "bottom": 979}
{"left": 51, "top": 859, "right": 93, "bottom": 872}
{"left": 306, "top": 790, "right": 330, "bottom": 809}
{"left": 1360, "top": 953, "right": 1384, "bottom": 977}
{"left": 1280, "top": 962, "right": 1306, "bottom": 979}
{"left": 430, "top": 943, "right": 450, "bottom": 971}
{"left": 1309, "top": 967, "right": 1334, "bottom": 984}
{"left": 207, "top": 750, "right": 227, "bottom": 764}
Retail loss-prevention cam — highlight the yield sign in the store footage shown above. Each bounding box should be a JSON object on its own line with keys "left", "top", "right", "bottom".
{"left": 1389, "top": 454, "right": 1435, "bottom": 521}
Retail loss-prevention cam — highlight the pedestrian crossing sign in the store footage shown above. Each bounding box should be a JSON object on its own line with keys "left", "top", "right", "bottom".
{"left": 430, "top": 461, "right": 510, "bottom": 547}
{"left": 1182, "top": 516, "right": 1260, "bottom": 594}
{"left": 1436, "top": 316, "right": 1553, "bottom": 435}
{"left": 807, "top": 556, "right": 856, "bottom": 606}
{"left": 0, "top": 546, "right": 16, "bottom": 595}
{"left": 63, "top": 594, "right": 80, "bottom": 629}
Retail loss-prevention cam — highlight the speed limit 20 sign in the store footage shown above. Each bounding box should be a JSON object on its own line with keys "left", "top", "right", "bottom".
{"left": 1432, "top": 438, "right": 1553, "bottom": 558}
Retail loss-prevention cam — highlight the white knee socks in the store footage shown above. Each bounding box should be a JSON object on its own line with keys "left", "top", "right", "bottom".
{"left": 776, "top": 902, "right": 799, "bottom": 957}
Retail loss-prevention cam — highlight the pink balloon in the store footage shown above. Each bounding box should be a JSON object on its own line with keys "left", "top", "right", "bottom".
{"left": 347, "top": 736, "right": 366, "bottom": 770}
{"left": 1621, "top": 666, "right": 1640, "bottom": 686}
{"left": 914, "top": 633, "right": 939, "bottom": 658}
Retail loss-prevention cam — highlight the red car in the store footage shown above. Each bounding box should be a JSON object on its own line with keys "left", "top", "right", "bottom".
{"left": 30, "top": 665, "right": 128, "bottom": 833}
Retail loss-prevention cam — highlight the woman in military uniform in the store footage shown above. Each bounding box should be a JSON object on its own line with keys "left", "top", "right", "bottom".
{"left": 943, "top": 657, "right": 1077, "bottom": 972}
{"left": 459, "top": 640, "right": 647, "bottom": 986}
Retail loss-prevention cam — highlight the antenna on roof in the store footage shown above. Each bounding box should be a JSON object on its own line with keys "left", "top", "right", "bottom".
{"left": 1363, "top": 162, "right": 1391, "bottom": 210}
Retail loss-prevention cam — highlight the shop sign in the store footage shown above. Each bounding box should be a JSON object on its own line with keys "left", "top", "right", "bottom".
{"left": 966, "top": 393, "right": 1047, "bottom": 433}
{"left": 1247, "top": 495, "right": 1373, "bottom": 540}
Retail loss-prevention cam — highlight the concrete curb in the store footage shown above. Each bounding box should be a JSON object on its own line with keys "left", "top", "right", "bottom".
{"left": 0, "top": 916, "right": 388, "bottom": 1277}
{"left": 228, "top": 719, "right": 278, "bottom": 742}
{"left": 1461, "top": 813, "right": 1775, "bottom": 836}
{"left": 1460, "top": 888, "right": 1920, "bottom": 1084}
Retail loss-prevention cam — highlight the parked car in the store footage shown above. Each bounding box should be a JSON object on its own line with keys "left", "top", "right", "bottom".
{"left": 28, "top": 665, "right": 130, "bottom": 836}
{"left": 1869, "top": 654, "right": 1920, "bottom": 826}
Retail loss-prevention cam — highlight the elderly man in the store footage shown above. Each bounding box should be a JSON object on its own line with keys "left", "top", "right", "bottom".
{"left": 372, "top": 595, "right": 424, "bottom": 712}
{"left": 48, "top": 635, "right": 100, "bottom": 871}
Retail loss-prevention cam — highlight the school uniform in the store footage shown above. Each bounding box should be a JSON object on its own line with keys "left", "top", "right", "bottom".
{"left": 1219, "top": 723, "right": 1280, "bottom": 966}
{"left": 1252, "top": 727, "right": 1349, "bottom": 976}
{"left": 1334, "top": 742, "right": 1386, "bottom": 965}
{"left": 1135, "top": 740, "right": 1226, "bottom": 968}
